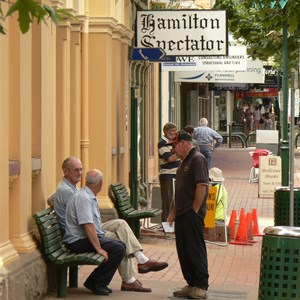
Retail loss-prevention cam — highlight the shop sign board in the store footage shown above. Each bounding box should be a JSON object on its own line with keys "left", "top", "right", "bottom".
{"left": 209, "top": 83, "right": 249, "bottom": 91}
{"left": 174, "top": 59, "right": 264, "bottom": 83}
{"left": 162, "top": 46, "right": 246, "bottom": 71}
{"left": 251, "top": 66, "right": 282, "bottom": 88}
{"left": 151, "top": 1, "right": 199, "bottom": 10}
{"left": 246, "top": 87, "right": 278, "bottom": 97}
{"left": 259, "top": 156, "right": 282, "bottom": 197}
{"left": 136, "top": 10, "right": 228, "bottom": 56}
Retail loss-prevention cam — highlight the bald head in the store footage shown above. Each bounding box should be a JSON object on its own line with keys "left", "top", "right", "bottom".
{"left": 86, "top": 169, "right": 103, "bottom": 185}
{"left": 199, "top": 118, "right": 208, "bottom": 126}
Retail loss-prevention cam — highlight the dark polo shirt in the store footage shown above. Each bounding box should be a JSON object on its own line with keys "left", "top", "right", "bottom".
{"left": 175, "top": 147, "right": 209, "bottom": 216}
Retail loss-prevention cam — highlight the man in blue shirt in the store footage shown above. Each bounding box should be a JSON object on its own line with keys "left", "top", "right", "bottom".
{"left": 193, "top": 118, "right": 223, "bottom": 169}
{"left": 64, "top": 169, "right": 125, "bottom": 295}
{"left": 48, "top": 157, "right": 168, "bottom": 293}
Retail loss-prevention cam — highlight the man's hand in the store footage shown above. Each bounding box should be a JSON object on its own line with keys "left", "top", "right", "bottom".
{"left": 47, "top": 197, "right": 54, "bottom": 208}
{"left": 167, "top": 208, "right": 176, "bottom": 226}
{"left": 98, "top": 248, "right": 108, "bottom": 261}
{"left": 84, "top": 223, "right": 108, "bottom": 261}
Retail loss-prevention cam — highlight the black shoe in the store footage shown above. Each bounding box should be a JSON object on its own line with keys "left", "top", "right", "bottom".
{"left": 84, "top": 281, "right": 110, "bottom": 295}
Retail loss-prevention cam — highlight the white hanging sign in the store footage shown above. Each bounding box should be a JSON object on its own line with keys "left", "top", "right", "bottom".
{"left": 136, "top": 10, "right": 228, "bottom": 56}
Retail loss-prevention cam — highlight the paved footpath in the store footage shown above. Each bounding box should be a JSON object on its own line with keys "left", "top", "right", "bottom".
{"left": 44, "top": 148, "right": 276, "bottom": 300}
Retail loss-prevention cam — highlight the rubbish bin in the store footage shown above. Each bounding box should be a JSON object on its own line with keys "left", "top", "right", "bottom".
{"left": 259, "top": 226, "right": 300, "bottom": 299}
{"left": 274, "top": 187, "right": 300, "bottom": 226}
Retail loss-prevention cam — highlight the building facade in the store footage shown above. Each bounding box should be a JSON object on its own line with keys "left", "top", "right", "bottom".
{"left": 0, "top": 1, "right": 163, "bottom": 298}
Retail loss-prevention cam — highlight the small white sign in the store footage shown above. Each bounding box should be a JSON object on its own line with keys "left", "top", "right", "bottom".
{"left": 136, "top": 10, "right": 228, "bottom": 56}
{"left": 259, "top": 156, "right": 282, "bottom": 196}
{"left": 162, "top": 46, "right": 247, "bottom": 71}
{"left": 174, "top": 59, "right": 264, "bottom": 83}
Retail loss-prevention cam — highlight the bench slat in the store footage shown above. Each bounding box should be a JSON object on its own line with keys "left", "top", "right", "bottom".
{"left": 109, "top": 182, "right": 162, "bottom": 222}
{"left": 33, "top": 208, "right": 105, "bottom": 297}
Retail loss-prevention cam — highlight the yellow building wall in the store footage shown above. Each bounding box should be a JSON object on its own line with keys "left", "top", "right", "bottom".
{"left": 0, "top": 0, "right": 139, "bottom": 271}
{"left": 0, "top": 7, "right": 163, "bottom": 295}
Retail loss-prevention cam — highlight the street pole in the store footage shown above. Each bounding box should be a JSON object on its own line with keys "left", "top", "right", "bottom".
{"left": 281, "top": 19, "right": 289, "bottom": 186}
{"left": 289, "top": 70, "right": 297, "bottom": 226}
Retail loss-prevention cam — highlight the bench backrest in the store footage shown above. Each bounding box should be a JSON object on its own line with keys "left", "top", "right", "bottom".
{"left": 33, "top": 207, "right": 65, "bottom": 263}
{"left": 109, "top": 183, "right": 137, "bottom": 218}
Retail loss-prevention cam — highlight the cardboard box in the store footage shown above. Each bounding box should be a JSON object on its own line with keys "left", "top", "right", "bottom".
{"left": 204, "top": 223, "right": 231, "bottom": 242}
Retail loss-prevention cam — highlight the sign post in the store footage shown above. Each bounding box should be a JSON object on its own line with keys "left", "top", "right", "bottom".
{"left": 131, "top": 47, "right": 176, "bottom": 62}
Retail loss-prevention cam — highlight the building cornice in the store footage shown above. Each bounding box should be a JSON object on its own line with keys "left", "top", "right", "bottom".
{"left": 113, "top": 23, "right": 134, "bottom": 46}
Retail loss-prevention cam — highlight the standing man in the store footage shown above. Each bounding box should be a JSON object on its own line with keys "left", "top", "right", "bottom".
{"left": 63, "top": 169, "right": 126, "bottom": 295}
{"left": 168, "top": 131, "right": 209, "bottom": 299}
{"left": 193, "top": 118, "right": 223, "bottom": 169}
{"left": 49, "top": 157, "right": 168, "bottom": 293}
{"left": 157, "top": 122, "right": 180, "bottom": 222}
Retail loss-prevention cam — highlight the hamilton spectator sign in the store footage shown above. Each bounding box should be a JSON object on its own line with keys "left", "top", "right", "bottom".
{"left": 136, "top": 10, "right": 228, "bottom": 56}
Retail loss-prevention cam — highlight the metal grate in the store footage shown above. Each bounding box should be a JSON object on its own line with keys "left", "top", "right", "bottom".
{"left": 259, "top": 234, "right": 300, "bottom": 299}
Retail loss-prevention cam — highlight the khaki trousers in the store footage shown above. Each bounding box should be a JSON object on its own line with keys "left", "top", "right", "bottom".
{"left": 103, "top": 219, "right": 143, "bottom": 282}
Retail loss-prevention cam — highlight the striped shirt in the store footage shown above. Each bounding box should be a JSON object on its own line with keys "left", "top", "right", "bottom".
{"left": 158, "top": 136, "right": 180, "bottom": 179}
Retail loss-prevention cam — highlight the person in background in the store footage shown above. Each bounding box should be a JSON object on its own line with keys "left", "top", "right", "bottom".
{"left": 49, "top": 157, "right": 168, "bottom": 293}
{"left": 157, "top": 122, "right": 180, "bottom": 222}
{"left": 253, "top": 105, "right": 262, "bottom": 131}
{"left": 167, "top": 131, "right": 209, "bottom": 299}
{"left": 219, "top": 109, "right": 227, "bottom": 131}
{"left": 183, "top": 125, "right": 200, "bottom": 151}
{"left": 244, "top": 103, "right": 254, "bottom": 135}
{"left": 193, "top": 118, "right": 223, "bottom": 169}
{"left": 263, "top": 112, "right": 273, "bottom": 130}
{"left": 63, "top": 169, "right": 125, "bottom": 295}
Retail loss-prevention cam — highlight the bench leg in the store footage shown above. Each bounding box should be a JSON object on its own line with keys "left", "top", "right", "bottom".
{"left": 69, "top": 266, "right": 78, "bottom": 287}
{"left": 128, "top": 219, "right": 141, "bottom": 239}
{"left": 134, "top": 219, "right": 140, "bottom": 239}
{"left": 57, "top": 265, "right": 68, "bottom": 298}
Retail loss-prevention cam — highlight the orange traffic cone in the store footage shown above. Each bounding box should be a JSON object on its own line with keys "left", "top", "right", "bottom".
{"left": 229, "top": 211, "right": 252, "bottom": 246}
{"left": 246, "top": 212, "right": 256, "bottom": 243}
{"left": 228, "top": 210, "right": 237, "bottom": 239}
{"left": 252, "top": 208, "right": 263, "bottom": 236}
{"left": 240, "top": 207, "right": 245, "bottom": 218}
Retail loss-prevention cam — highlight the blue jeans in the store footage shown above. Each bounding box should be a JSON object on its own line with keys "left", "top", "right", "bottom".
{"left": 199, "top": 145, "right": 212, "bottom": 169}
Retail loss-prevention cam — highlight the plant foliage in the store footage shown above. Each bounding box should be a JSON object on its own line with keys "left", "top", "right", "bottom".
{"left": 214, "top": 0, "right": 300, "bottom": 70}
{"left": 0, "top": 0, "right": 71, "bottom": 34}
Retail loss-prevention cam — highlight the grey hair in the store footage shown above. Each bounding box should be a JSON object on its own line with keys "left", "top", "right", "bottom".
{"left": 62, "top": 156, "right": 81, "bottom": 170}
{"left": 86, "top": 169, "right": 103, "bottom": 185}
{"left": 199, "top": 118, "right": 208, "bottom": 126}
{"left": 163, "top": 122, "right": 177, "bottom": 133}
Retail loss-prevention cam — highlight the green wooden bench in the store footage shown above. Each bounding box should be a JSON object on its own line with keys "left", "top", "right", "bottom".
{"left": 109, "top": 182, "right": 162, "bottom": 237}
{"left": 33, "top": 207, "right": 105, "bottom": 298}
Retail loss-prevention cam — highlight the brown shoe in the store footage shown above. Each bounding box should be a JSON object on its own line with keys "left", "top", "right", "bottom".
{"left": 138, "top": 259, "right": 168, "bottom": 274}
{"left": 173, "top": 285, "right": 193, "bottom": 298}
{"left": 121, "top": 280, "right": 152, "bottom": 292}
{"left": 188, "top": 287, "right": 207, "bottom": 299}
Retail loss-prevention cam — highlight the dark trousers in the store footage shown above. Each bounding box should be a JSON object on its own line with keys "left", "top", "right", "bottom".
{"left": 66, "top": 236, "right": 126, "bottom": 286}
{"left": 175, "top": 209, "right": 209, "bottom": 290}
{"left": 159, "top": 177, "right": 175, "bottom": 222}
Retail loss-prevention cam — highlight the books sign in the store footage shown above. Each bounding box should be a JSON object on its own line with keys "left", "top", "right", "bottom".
{"left": 259, "top": 156, "right": 282, "bottom": 197}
